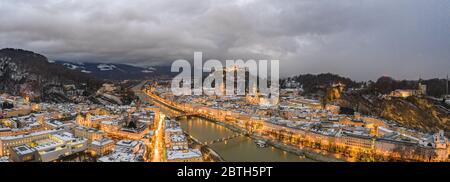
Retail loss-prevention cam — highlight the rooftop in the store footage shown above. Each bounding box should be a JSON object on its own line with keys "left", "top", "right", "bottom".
{"left": 166, "top": 149, "right": 202, "bottom": 160}
{"left": 0, "top": 129, "right": 61, "bottom": 141}
{"left": 91, "top": 138, "right": 114, "bottom": 146}
{"left": 12, "top": 145, "right": 36, "bottom": 155}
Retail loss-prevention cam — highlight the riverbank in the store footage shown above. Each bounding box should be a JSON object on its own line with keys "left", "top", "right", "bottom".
{"left": 264, "top": 138, "right": 344, "bottom": 162}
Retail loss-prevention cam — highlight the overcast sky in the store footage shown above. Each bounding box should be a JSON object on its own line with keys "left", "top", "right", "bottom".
{"left": 0, "top": 0, "right": 449, "bottom": 80}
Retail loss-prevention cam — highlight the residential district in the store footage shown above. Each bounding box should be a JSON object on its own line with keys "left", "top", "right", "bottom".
{"left": 0, "top": 78, "right": 449, "bottom": 162}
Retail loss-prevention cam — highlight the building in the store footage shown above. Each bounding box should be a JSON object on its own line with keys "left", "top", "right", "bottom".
{"left": 2, "top": 130, "right": 88, "bottom": 162}
{"left": 0, "top": 128, "right": 12, "bottom": 137}
{"left": 99, "top": 120, "right": 121, "bottom": 133}
{"left": 389, "top": 89, "right": 415, "bottom": 98}
{"left": 388, "top": 82, "right": 427, "bottom": 98}
{"left": 76, "top": 113, "right": 114, "bottom": 128}
{"left": 165, "top": 119, "right": 188, "bottom": 150}
{"left": 9, "top": 145, "right": 41, "bottom": 162}
{"left": 88, "top": 138, "right": 114, "bottom": 157}
{"left": 73, "top": 126, "right": 105, "bottom": 143}
{"left": 166, "top": 149, "right": 203, "bottom": 162}
{"left": 338, "top": 134, "right": 374, "bottom": 151}
{"left": 0, "top": 129, "right": 61, "bottom": 156}
{"left": 46, "top": 132, "right": 88, "bottom": 158}
{"left": 97, "top": 140, "right": 145, "bottom": 162}
{"left": 163, "top": 119, "right": 203, "bottom": 162}
{"left": 36, "top": 132, "right": 88, "bottom": 162}
{"left": 166, "top": 133, "right": 188, "bottom": 150}
{"left": 43, "top": 120, "right": 74, "bottom": 130}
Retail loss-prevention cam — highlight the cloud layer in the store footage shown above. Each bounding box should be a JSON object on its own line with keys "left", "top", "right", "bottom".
{"left": 0, "top": 0, "right": 449, "bottom": 80}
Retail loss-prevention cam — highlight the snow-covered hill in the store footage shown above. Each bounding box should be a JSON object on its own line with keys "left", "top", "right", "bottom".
{"left": 0, "top": 48, "right": 103, "bottom": 102}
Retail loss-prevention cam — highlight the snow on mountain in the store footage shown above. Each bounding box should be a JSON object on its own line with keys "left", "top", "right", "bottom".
{"left": 141, "top": 70, "right": 154, "bottom": 73}
{"left": 52, "top": 60, "right": 174, "bottom": 80}
{"left": 63, "top": 63, "right": 83, "bottom": 70}
{"left": 141, "top": 67, "right": 157, "bottom": 73}
{"left": 97, "top": 64, "right": 116, "bottom": 71}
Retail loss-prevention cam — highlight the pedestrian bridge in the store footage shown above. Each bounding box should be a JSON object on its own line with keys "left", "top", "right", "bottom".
{"left": 170, "top": 112, "right": 199, "bottom": 120}
{"left": 202, "top": 132, "right": 251, "bottom": 145}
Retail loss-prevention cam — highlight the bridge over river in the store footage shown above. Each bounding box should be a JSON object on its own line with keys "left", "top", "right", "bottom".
{"left": 178, "top": 117, "right": 312, "bottom": 162}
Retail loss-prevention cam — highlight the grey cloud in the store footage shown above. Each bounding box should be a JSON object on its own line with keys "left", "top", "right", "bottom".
{"left": 0, "top": 0, "right": 449, "bottom": 80}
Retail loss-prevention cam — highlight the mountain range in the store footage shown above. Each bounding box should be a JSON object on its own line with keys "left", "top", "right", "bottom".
{"left": 52, "top": 60, "right": 174, "bottom": 80}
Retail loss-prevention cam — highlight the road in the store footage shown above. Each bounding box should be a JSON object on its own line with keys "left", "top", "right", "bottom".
{"left": 132, "top": 80, "right": 166, "bottom": 162}
{"left": 152, "top": 112, "right": 165, "bottom": 162}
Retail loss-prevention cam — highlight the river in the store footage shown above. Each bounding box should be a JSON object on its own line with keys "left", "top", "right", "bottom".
{"left": 151, "top": 99, "right": 313, "bottom": 162}
{"left": 179, "top": 117, "right": 313, "bottom": 162}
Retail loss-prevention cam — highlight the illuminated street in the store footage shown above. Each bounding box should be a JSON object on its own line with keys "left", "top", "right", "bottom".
{"left": 151, "top": 113, "right": 165, "bottom": 162}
